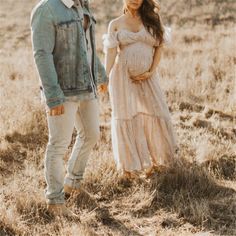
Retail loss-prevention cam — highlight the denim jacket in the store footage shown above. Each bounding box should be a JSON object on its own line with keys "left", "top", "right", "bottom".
{"left": 31, "top": 0, "right": 107, "bottom": 108}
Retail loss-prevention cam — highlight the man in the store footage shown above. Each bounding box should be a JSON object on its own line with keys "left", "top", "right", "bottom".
{"left": 31, "top": 0, "right": 108, "bottom": 218}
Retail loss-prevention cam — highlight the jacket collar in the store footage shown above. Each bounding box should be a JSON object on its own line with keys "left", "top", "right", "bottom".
{"left": 61, "top": 0, "right": 74, "bottom": 8}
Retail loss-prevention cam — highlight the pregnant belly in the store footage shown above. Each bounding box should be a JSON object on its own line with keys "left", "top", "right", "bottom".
{"left": 122, "top": 43, "right": 154, "bottom": 77}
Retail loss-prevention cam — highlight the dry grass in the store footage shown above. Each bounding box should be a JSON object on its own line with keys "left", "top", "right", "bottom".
{"left": 0, "top": 0, "right": 236, "bottom": 235}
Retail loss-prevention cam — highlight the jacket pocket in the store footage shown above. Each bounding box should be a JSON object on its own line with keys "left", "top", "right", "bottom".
{"left": 55, "top": 20, "right": 79, "bottom": 90}
{"left": 56, "top": 19, "right": 80, "bottom": 45}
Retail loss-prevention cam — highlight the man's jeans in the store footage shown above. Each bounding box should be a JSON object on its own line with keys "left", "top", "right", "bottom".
{"left": 44, "top": 99, "right": 99, "bottom": 204}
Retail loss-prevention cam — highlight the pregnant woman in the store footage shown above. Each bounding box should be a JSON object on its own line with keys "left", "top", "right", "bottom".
{"left": 104, "top": 0, "right": 178, "bottom": 178}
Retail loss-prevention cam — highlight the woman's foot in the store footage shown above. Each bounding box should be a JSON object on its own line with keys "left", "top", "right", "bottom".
{"left": 145, "top": 166, "right": 155, "bottom": 178}
{"left": 156, "top": 165, "right": 168, "bottom": 173}
{"left": 145, "top": 165, "right": 168, "bottom": 178}
{"left": 122, "top": 171, "right": 139, "bottom": 180}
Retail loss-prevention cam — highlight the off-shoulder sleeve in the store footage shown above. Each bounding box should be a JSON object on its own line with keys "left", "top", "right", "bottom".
{"left": 154, "top": 26, "right": 172, "bottom": 47}
{"left": 102, "top": 32, "right": 119, "bottom": 53}
{"left": 163, "top": 26, "right": 172, "bottom": 45}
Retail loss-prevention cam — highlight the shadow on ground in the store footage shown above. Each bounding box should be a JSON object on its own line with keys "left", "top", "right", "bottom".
{"left": 0, "top": 110, "right": 47, "bottom": 177}
{"left": 131, "top": 160, "right": 236, "bottom": 235}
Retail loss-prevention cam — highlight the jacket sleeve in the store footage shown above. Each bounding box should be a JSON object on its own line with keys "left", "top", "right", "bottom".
{"left": 31, "top": 4, "right": 65, "bottom": 108}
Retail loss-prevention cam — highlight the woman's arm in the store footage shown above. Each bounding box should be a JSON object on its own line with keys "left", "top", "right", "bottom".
{"left": 105, "top": 21, "right": 118, "bottom": 77}
{"left": 130, "top": 45, "right": 163, "bottom": 82}
{"left": 149, "top": 45, "right": 163, "bottom": 74}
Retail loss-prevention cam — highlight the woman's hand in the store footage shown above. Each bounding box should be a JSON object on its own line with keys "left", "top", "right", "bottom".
{"left": 98, "top": 83, "right": 108, "bottom": 93}
{"left": 130, "top": 45, "right": 162, "bottom": 84}
{"left": 49, "top": 104, "right": 65, "bottom": 116}
{"left": 130, "top": 71, "right": 154, "bottom": 84}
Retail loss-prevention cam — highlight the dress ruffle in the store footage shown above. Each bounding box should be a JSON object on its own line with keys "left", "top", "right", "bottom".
{"left": 112, "top": 113, "right": 177, "bottom": 171}
{"left": 103, "top": 25, "right": 172, "bottom": 51}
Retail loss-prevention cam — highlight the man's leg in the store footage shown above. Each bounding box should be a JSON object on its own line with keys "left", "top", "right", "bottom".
{"left": 44, "top": 101, "right": 78, "bottom": 204}
{"left": 65, "top": 99, "right": 100, "bottom": 189}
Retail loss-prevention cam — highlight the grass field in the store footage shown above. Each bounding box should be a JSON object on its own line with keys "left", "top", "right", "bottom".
{"left": 0, "top": 0, "right": 235, "bottom": 235}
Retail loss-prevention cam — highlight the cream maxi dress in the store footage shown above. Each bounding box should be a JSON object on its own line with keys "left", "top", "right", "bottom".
{"left": 103, "top": 26, "right": 178, "bottom": 172}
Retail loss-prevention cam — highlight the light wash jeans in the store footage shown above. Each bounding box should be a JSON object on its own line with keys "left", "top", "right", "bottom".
{"left": 44, "top": 99, "right": 99, "bottom": 204}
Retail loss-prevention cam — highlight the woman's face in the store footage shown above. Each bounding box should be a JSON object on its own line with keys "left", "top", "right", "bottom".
{"left": 124, "top": 0, "right": 144, "bottom": 11}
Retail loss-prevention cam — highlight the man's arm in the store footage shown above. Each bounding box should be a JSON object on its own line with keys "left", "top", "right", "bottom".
{"left": 31, "top": 4, "right": 65, "bottom": 109}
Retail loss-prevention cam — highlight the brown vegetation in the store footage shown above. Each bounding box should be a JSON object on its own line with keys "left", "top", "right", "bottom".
{"left": 0, "top": 0, "right": 235, "bottom": 235}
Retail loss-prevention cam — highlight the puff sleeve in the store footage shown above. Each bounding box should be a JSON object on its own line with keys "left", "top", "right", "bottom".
{"left": 102, "top": 32, "right": 119, "bottom": 53}
{"left": 163, "top": 26, "right": 172, "bottom": 45}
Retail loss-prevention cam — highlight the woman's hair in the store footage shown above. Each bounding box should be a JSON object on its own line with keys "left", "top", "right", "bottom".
{"left": 124, "top": 0, "right": 164, "bottom": 45}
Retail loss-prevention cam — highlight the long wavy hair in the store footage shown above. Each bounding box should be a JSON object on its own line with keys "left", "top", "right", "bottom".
{"left": 124, "top": 0, "right": 164, "bottom": 45}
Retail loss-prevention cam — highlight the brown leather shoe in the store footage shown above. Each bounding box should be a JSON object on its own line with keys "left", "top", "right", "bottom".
{"left": 47, "top": 204, "right": 79, "bottom": 220}
{"left": 64, "top": 185, "right": 81, "bottom": 196}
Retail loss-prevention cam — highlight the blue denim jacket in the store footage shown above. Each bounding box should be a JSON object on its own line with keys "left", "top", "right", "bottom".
{"left": 31, "top": 0, "right": 107, "bottom": 108}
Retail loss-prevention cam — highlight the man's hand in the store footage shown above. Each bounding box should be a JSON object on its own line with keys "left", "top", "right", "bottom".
{"left": 98, "top": 83, "right": 108, "bottom": 93}
{"left": 49, "top": 104, "right": 65, "bottom": 116}
{"left": 130, "top": 71, "right": 154, "bottom": 84}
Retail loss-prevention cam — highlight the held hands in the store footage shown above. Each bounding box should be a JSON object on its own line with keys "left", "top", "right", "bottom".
{"left": 49, "top": 104, "right": 65, "bottom": 116}
{"left": 130, "top": 71, "right": 154, "bottom": 84}
{"left": 98, "top": 83, "right": 108, "bottom": 93}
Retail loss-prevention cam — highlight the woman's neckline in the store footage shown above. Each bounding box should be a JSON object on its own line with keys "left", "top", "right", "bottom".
{"left": 116, "top": 25, "right": 145, "bottom": 34}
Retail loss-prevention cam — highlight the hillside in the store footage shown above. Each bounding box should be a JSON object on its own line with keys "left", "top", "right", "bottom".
{"left": 0, "top": 0, "right": 235, "bottom": 235}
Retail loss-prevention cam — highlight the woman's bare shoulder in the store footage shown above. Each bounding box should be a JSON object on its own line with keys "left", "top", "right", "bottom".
{"left": 108, "top": 15, "right": 125, "bottom": 33}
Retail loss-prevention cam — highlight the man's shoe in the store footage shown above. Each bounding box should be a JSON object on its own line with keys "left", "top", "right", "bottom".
{"left": 64, "top": 185, "right": 81, "bottom": 196}
{"left": 47, "top": 204, "right": 79, "bottom": 220}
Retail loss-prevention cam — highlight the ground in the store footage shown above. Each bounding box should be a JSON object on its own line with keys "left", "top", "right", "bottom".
{"left": 0, "top": 0, "right": 235, "bottom": 235}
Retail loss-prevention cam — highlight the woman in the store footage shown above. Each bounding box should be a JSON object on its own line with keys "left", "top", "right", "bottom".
{"left": 103, "top": 0, "right": 178, "bottom": 178}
